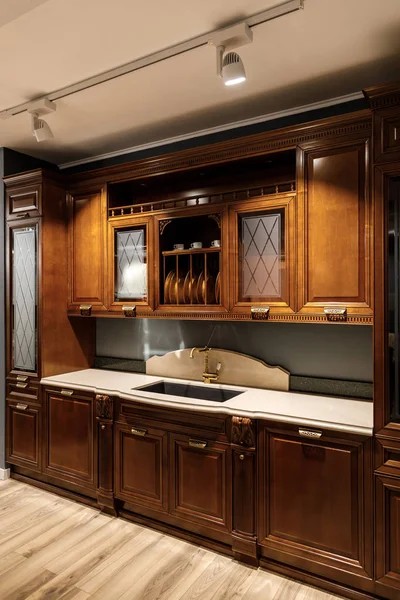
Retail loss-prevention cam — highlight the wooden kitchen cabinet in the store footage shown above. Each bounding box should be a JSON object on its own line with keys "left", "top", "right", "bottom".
{"left": 67, "top": 186, "right": 107, "bottom": 314}
{"left": 107, "top": 214, "right": 155, "bottom": 314}
{"left": 258, "top": 422, "right": 373, "bottom": 590}
{"left": 42, "top": 387, "right": 96, "bottom": 490}
{"left": 6, "top": 399, "right": 41, "bottom": 472}
{"left": 297, "top": 139, "right": 373, "bottom": 321}
{"left": 228, "top": 194, "right": 296, "bottom": 315}
{"left": 114, "top": 421, "right": 168, "bottom": 512}
{"left": 169, "top": 433, "right": 231, "bottom": 534}
{"left": 375, "top": 474, "right": 400, "bottom": 599}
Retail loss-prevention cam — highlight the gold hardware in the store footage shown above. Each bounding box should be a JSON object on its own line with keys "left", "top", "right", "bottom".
{"left": 324, "top": 307, "right": 347, "bottom": 322}
{"left": 251, "top": 306, "right": 270, "bottom": 320}
{"left": 299, "top": 428, "right": 322, "bottom": 439}
{"left": 14, "top": 212, "right": 31, "bottom": 219}
{"left": 190, "top": 347, "right": 220, "bottom": 384}
{"left": 131, "top": 427, "right": 147, "bottom": 436}
{"left": 122, "top": 305, "right": 136, "bottom": 317}
{"left": 189, "top": 439, "right": 207, "bottom": 449}
{"left": 101, "top": 424, "right": 106, "bottom": 430}
{"left": 16, "top": 382, "right": 28, "bottom": 389}
{"left": 239, "top": 454, "right": 245, "bottom": 461}
{"left": 79, "top": 304, "right": 92, "bottom": 316}
{"left": 61, "top": 389, "right": 74, "bottom": 396}
{"left": 16, "top": 403, "right": 28, "bottom": 410}
{"left": 16, "top": 375, "right": 28, "bottom": 382}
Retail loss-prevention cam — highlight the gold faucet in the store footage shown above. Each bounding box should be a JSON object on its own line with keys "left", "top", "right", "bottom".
{"left": 189, "top": 346, "right": 221, "bottom": 384}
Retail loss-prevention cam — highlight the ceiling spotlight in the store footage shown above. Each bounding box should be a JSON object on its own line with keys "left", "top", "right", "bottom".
{"left": 30, "top": 114, "right": 54, "bottom": 142}
{"left": 222, "top": 52, "right": 246, "bottom": 86}
{"left": 27, "top": 98, "right": 56, "bottom": 142}
{"left": 209, "top": 22, "right": 253, "bottom": 87}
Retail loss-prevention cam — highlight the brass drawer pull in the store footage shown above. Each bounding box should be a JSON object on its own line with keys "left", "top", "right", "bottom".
{"left": 16, "top": 375, "right": 28, "bottom": 382}
{"left": 16, "top": 403, "right": 28, "bottom": 411}
{"left": 299, "top": 428, "right": 322, "bottom": 439}
{"left": 189, "top": 439, "right": 207, "bottom": 449}
{"left": 239, "top": 454, "right": 245, "bottom": 461}
{"left": 14, "top": 212, "right": 31, "bottom": 219}
{"left": 101, "top": 424, "right": 106, "bottom": 430}
{"left": 61, "top": 389, "right": 74, "bottom": 397}
{"left": 131, "top": 427, "right": 147, "bottom": 436}
{"left": 16, "top": 382, "right": 28, "bottom": 389}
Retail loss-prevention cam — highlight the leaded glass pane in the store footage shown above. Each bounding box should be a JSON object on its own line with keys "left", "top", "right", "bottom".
{"left": 12, "top": 226, "right": 37, "bottom": 372}
{"left": 240, "top": 211, "right": 283, "bottom": 299}
{"left": 115, "top": 227, "right": 147, "bottom": 301}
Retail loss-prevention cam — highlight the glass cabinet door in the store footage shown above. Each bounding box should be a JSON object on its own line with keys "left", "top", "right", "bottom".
{"left": 109, "top": 216, "right": 154, "bottom": 312}
{"left": 115, "top": 226, "right": 147, "bottom": 301}
{"left": 230, "top": 196, "right": 295, "bottom": 312}
{"left": 11, "top": 224, "right": 38, "bottom": 373}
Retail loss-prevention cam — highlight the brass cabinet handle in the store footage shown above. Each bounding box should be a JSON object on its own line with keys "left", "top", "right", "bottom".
{"left": 16, "top": 382, "right": 28, "bottom": 389}
{"left": 131, "top": 427, "right": 147, "bottom": 436}
{"left": 15, "top": 403, "right": 28, "bottom": 410}
{"left": 61, "top": 389, "right": 74, "bottom": 397}
{"left": 189, "top": 439, "right": 207, "bottom": 449}
{"left": 101, "top": 424, "right": 106, "bottom": 430}
{"left": 14, "top": 212, "right": 31, "bottom": 219}
{"left": 299, "top": 428, "right": 322, "bottom": 439}
{"left": 239, "top": 454, "right": 245, "bottom": 461}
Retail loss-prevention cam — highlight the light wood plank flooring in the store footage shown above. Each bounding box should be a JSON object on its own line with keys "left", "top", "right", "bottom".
{"left": 0, "top": 479, "right": 345, "bottom": 600}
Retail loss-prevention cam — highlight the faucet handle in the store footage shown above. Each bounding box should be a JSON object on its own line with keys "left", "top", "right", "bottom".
{"left": 216, "top": 362, "right": 222, "bottom": 373}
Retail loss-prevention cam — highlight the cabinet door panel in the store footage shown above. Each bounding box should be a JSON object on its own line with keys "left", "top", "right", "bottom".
{"left": 169, "top": 434, "right": 231, "bottom": 532}
{"left": 229, "top": 195, "right": 295, "bottom": 314}
{"left": 299, "top": 142, "right": 372, "bottom": 316}
{"left": 114, "top": 423, "right": 167, "bottom": 512}
{"left": 43, "top": 390, "right": 95, "bottom": 487}
{"left": 68, "top": 188, "right": 107, "bottom": 313}
{"left": 375, "top": 475, "right": 400, "bottom": 593}
{"left": 258, "top": 425, "right": 373, "bottom": 585}
{"left": 6, "top": 400, "right": 41, "bottom": 471}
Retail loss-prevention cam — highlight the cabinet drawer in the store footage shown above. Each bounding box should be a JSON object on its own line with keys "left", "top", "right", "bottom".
{"left": 375, "top": 437, "right": 400, "bottom": 476}
{"left": 114, "top": 422, "right": 168, "bottom": 512}
{"left": 6, "top": 399, "right": 41, "bottom": 472}
{"left": 118, "top": 400, "right": 229, "bottom": 442}
{"left": 7, "top": 379, "right": 39, "bottom": 402}
{"left": 6, "top": 183, "right": 42, "bottom": 220}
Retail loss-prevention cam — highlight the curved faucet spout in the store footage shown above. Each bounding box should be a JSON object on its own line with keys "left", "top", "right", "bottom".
{"left": 189, "top": 346, "right": 208, "bottom": 359}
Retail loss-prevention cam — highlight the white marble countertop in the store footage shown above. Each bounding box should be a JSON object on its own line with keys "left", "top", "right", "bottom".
{"left": 41, "top": 369, "right": 373, "bottom": 436}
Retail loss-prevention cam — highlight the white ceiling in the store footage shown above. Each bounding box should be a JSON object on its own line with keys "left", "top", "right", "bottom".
{"left": 0, "top": 0, "right": 400, "bottom": 167}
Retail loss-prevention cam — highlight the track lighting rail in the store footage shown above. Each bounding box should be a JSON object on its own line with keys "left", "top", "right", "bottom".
{"left": 0, "top": 0, "right": 303, "bottom": 120}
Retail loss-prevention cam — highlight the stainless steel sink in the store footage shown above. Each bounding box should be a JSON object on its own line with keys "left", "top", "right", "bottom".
{"left": 132, "top": 381, "right": 243, "bottom": 403}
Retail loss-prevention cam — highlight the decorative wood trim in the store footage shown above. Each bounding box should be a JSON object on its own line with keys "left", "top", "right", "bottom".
{"left": 95, "top": 395, "right": 113, "bottom": 421}
{"left": 231, "top": 417, "right": 255, "bottom": 448}
{"left": 159, "top": 219, "right": 172, "bottom": 235}
{"left": 66, "top": 111, "right": 371, "bottom": 188}
{"left": 363, "top": 82, "right": 400, "bottom": 110}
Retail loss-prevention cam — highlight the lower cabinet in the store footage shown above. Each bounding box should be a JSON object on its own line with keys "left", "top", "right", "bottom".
{"left": 258, "top": 423, "right": 373, "bottom": 590}
{"left": 375, "top": 474, "right": 400, "bottom": 599}
{"left": 114, "top": 422, "right": 168, "bottom": 512}
{"left": 169, "top": 433, "right": 231, "bottom": 533}
{"left": 6, "top": 399, "right": 41, "bottom": 472}
{"left": 42, "top": 387, "right": 96, "bottom": 489}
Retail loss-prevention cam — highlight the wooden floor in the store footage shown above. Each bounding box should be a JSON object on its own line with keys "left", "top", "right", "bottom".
{"left": 0, "top": 479, "right": 345, "bottom": 600}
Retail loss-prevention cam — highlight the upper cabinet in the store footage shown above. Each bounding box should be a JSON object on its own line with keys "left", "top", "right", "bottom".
{"left": 297, "top": 138, "right": 373, "bottom": 323}
{"left": 67, "top": 186, "right": 107, "bottom": 315}
{"left": 61, "top": 112, "right": 374, "bottom": 324}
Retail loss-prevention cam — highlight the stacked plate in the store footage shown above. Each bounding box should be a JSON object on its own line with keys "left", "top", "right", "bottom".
{"left": 164, "top": 270, "right": 221, "bottom": 304}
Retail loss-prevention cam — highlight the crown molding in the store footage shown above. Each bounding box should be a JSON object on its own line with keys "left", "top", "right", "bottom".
{"left": 59, "top": 91, "right": 364, "bottom": 170}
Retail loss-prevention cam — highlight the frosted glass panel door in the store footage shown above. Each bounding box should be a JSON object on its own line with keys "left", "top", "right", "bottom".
{"left": 239, "top": 209, "right": 285, "bottom": 300}
{"left": 12, "top": 226, "right": 37, "bottom": 372}
{"left": 115, "top": 226, "right": 147, "bottom": 301}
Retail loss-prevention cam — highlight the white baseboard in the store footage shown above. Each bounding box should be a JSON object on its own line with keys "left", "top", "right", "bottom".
{"left": 0, "top": 468, "right": 11, "bottom": 480}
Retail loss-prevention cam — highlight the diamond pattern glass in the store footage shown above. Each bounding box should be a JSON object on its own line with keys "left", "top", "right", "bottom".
{"left": 115, "top": 227, "right": 147, "bottom": 300}
{"left": 241, "top": 212, "right": 282, "bottom": 298}
{"left": 12, "top": 226, "right": 37, "bottom": 371}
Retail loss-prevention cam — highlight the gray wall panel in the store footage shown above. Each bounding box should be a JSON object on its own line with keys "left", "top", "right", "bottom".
{"left": 96, "top": 319, "right": 373, "bottom": 382}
